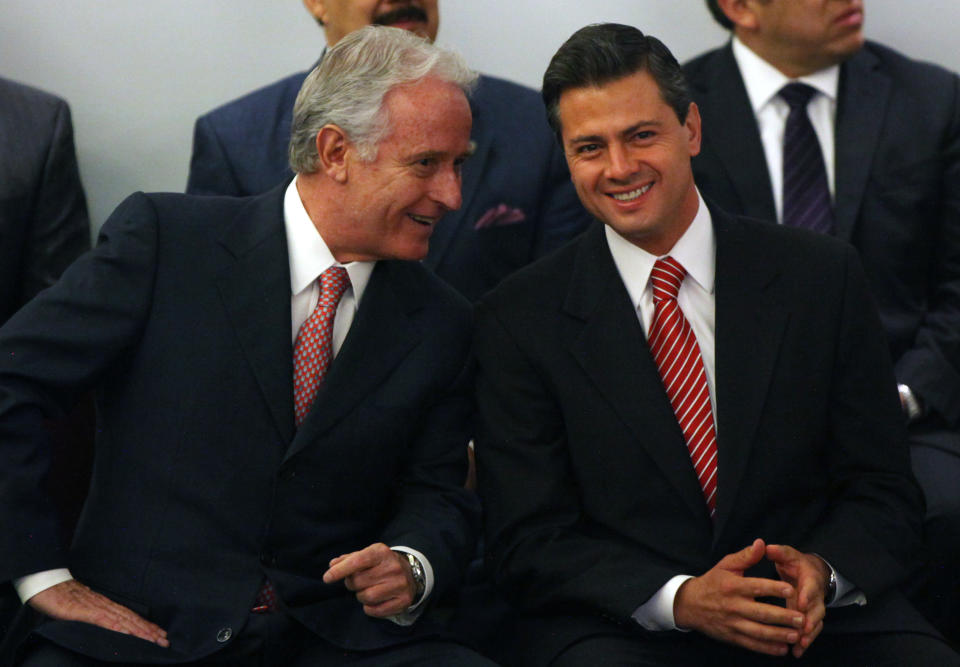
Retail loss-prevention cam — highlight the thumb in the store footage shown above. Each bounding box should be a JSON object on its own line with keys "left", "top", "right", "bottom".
{"left": 718, "top": 538, "right": 766, "bottom": 572}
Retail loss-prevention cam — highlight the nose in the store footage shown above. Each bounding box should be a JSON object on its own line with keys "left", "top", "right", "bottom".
{"left": 432, "top": 165, "right": 463, "bottom": 211}
{"left": 605, "top": 142, "right": 635, "bottom": 183}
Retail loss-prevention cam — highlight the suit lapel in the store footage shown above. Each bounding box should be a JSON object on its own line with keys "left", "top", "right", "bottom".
{"left": 284, "top": 261, "right": 420, "bottom": 461}
{"left": 834, "top": 48, "right": 889, "bottom": 242}
{"left": 425, "top": 79, "right": 493, "bottom": 269}
{"left": 566, "top": 227, "right": 709, "bottom": 521}
{"left": 711, "top": 211, "right": 789, "bottom": 537}
{"left": 215, "top": 184, "right": 295, "bottom": 445}
{"left": 695, "top": 45, "right": 777, "bottom": 222}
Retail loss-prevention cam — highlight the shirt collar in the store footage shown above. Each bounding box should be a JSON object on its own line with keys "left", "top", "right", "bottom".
{"left": 283, "top": 176, "right": 376, "bottom": 302}
{"left": 604, "top": 189, "right": 716, "bottom": 309}
{"left": 731, "top": 36, "right": 840, "bottom": 113}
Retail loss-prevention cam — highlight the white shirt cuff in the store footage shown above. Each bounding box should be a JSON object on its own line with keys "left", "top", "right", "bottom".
{"left": 631, "top": 574, "right": 694, "bottom": 631}
{"left": 388, "top": 546, "right": 434, "bottom": 626}
{"left": 13, "top": 568, "right": 74, "bottom": 603}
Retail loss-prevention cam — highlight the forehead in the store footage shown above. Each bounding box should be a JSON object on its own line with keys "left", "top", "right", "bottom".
{"left": 558, "top": 70, "right": 671, "bottom": 138}
{"left": 379, "top": 77, "right": 472, "bottom": 153}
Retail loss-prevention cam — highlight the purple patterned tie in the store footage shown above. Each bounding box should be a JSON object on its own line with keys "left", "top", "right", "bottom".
{"left": 780, "top": 83, "right": 834, "bottom": 234}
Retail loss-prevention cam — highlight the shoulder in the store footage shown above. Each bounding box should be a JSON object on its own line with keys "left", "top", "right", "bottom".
{"left": 0, "top": 76, "right": 69, "bottom": 133}
{"left": 683, "top": 44, "right": 730, "bottom": 81}
{"left": 195, "top": 71, "right": 309, "bottom": 128}
{"left": 380, "top": 260, "right": 472, "bottom": 324}
{"left": 858, "top": 40, "right": 958, "bottom": 84}
{"left": 471, "top": 73, "right": 547, "bottom": 126}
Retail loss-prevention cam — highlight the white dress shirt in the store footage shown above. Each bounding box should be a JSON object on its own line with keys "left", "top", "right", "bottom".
{"left": 732, "top": 36, "right": 839, "bottom": 223}
{"left": 16, "top": 177, "right": 433, "bottom": 624}
{"left": 604, "top": 192, "right": 862, "bottom": 630}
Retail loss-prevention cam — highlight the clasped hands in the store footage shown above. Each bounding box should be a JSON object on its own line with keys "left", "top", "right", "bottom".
{"left": 28, "top": 542, "right": 418, "bottom": 648}
{"left": 674, "top": 538, "right": 831, "bottom": 658}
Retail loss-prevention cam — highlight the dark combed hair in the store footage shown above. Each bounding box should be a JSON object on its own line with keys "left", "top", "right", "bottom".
{"left": 542, "top": 23, "right": 692, "bottom": 143}
{"left": 705, "top": 0, "right": 735, "bottom": 30}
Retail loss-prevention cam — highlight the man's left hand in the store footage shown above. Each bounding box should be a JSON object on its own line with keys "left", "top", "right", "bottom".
{"left": 765, "top": 544, "right": 829, "bottom": 658}
{"left": 322, "top": 543, "right": 416, "bottom": 617}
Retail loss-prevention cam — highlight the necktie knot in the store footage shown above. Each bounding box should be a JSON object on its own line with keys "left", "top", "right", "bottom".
{"left": 779, "top": 82, "right": 818, "bottom": 110}
{"left": 318, "top": 266, "right": 350, "bottom": 310}
{"left": 651, "top": 256, "right": 687, "bottom": 303}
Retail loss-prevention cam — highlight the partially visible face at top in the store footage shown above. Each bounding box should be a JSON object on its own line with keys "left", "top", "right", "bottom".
{"left": 557, "top": 69, "right": 702, "bottom": 257}
{"left": 735, "top": 0, "right": 865, "bottom": 76}
{"left": 303, "top": 0, "right": 439, "bottom": 46}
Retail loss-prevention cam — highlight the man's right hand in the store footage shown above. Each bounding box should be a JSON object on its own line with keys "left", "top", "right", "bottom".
{"left": 28, "top": 580, "right": 169, "bottom": 647}
{"left": 673, "top": 539, "right": 804, "bottom": 657}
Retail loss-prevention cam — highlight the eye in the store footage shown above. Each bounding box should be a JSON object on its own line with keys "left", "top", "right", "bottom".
{"left": 633, "top": 130, "right": 655, "bottom": 141}
{"left": 575, "top": 143, "right": 601, "bottom": 155}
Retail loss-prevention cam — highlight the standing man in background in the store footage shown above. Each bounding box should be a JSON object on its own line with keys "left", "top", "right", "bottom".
{"left": 187, "top": 0, "right": 591, "bottom": 302}
{"left": 684, "top": 0, "right": 960, "bottom": 640}
{"left": 0, "top": 75, "right": 91, "bottom": 645}
{"left": 0, "top": 76, "right": 90, "bottom": 326}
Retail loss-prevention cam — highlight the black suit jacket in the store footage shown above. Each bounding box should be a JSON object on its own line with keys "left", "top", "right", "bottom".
{"left": 475, "top": 212, "right": 928, "bottom": 662}
{"left": 186, "top": 70, "right": 591, "bottom": 302}
{"left": 685, "top": 42, "right": 960, "bottom": 448}
{"left": 0, "top": 184, "right": 477, "bottom": 662}
{"left": 0, "top": 77, "right": 90, "bottom": 325}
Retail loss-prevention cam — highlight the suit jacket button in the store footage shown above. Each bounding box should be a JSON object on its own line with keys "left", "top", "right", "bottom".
{"left": 216, "top": 627, "right": 232, "bottom": 643}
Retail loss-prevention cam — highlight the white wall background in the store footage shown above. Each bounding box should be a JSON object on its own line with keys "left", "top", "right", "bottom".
{"left": 2, "top": 2, "right": 957, "bottom": 237}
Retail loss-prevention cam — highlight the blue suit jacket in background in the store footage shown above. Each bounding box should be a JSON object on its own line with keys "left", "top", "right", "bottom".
{"left": 187, "top": 69, "right": 592, "bottom": 302}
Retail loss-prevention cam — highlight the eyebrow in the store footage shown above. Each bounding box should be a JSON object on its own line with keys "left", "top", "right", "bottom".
{"left": 568, "top": 120, "right": 662, "bottom": 145}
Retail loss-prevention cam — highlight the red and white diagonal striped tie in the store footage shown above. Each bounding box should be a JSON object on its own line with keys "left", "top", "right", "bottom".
{"left": 648, "top": 256, "right": 719, "bottom": 518}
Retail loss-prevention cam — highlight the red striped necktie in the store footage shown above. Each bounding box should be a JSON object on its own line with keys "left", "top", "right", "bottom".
{"left": 648, "top": 256, "right": 719, "bottom": 518}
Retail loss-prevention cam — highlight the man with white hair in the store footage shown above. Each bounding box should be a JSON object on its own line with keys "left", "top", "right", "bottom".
{"left": 0, "top": 26, "right": 493, "bottom": 666}
{"left": 187, "top": 0, "right": 591, "bottom": 303}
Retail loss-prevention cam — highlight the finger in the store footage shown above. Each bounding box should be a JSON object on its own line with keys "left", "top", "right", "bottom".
{"left": 738, "top": 599, "right": 805, "bottom": 629}
{"left": 793, "top": 618, "right": 824, "bottom": 658}
{"left": 736, "top": 575, "right": 795, "bottom": 601}
{"left": 726, "top": 628, "right": 792, "bottom": 657}
{"left": 362, "top": 595, "right": 412, "bottom": 618}
{"left": 355, "top": 580, "right": 413, "bottom": 609}
{"left": 323, "top": 551, "right": 373, "bottom": 583}
{"left": 731, "top": 617, "right": 800, "bottom": 647}
{"left": 717, "top": 538, "right": 767, "bottom": 572}
{"left": 765, "top": 543, "right": 801, "bottom": 564}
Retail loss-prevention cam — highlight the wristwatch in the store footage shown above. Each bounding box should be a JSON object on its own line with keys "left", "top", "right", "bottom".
{"left": 824, "top": 566, "right": 838, "bottom": 605}
{"left": 404, "top": 552, "right": 426, "bottom": 604}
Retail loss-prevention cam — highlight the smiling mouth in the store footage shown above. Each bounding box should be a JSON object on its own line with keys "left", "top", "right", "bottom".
{"left": 409, "top": 213, "right": 435, "bottom": 226}
{"left": 609, "top": 183, "right": 652, "bottom": 202}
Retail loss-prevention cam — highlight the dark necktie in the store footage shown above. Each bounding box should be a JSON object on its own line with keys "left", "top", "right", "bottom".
{"left": 648, "top": 257, "right": 719, "bottom": 518}
{"left": 780, "top": 82, "right": 834, "bottom": 234}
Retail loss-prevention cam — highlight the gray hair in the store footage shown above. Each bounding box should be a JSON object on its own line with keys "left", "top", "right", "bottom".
{"left": 289, "top": 25, "right": 477, "bottom": 172}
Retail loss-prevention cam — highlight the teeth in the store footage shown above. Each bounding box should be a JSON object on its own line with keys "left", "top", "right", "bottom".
{"left": 409, "top": 214, "right": 433, "bottom": 225}
{"left": 611, "top": 183, "right": 652, "bottom": 202}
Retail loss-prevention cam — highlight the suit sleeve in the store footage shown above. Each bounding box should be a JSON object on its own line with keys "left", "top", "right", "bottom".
{"left": 186, "top": 115, "right": 243, "bottom": 197}
{"left": 801, "top": 244, "right": 925, "bottom": 598}
{"left": 377, "top": 312, "right": 480, "bottom": 602}
{"left": 894, "top": 71, "right": 960, "bottom": 426}
{"left": 0, "top": 193, "right": 158, "bottom": 582}
{"left": 20, "top": 99, "right": 90, "bottom": 305}
{"left": 475, "top": 301, "right": 687, "bottom": 621}
{"left": 531, "top": 137, "right": 592, "bottom": 258}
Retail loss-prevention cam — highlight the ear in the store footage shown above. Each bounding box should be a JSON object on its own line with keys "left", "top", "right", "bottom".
{"left": 685, "top": 102, "right": 702, "bottom": 158}
{"left": 716, "top": 0, "right": 761, "bottom": 31}
{"left": 316, "top": 125, "right": 350, "bottom": 184}
{"left": 302, "top": 0, "right": 327, "bottom": 23}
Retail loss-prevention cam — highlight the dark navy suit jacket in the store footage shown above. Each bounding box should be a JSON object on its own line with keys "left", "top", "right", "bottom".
{"left": 187, "top": 70, "right": 592, "bottom": 302}
{"left": 0, "top": 77, "right": 89, "bottom": 325}
{"left": 0, "top": 184, "right": 478, "bottom": 662}
{"left": 685, "top": 42, "right": 960, "bottom": 455}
